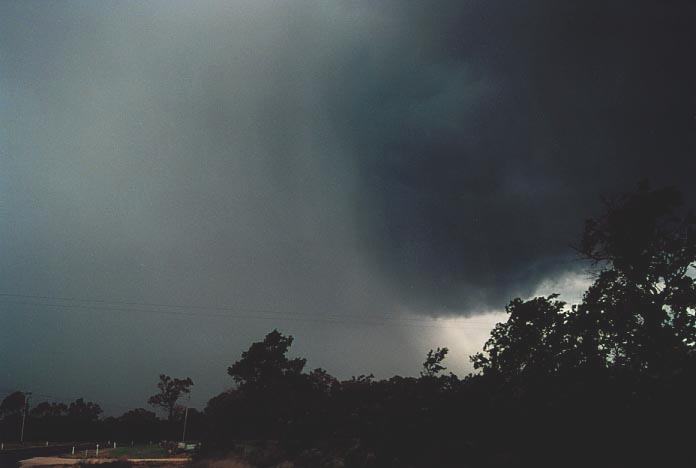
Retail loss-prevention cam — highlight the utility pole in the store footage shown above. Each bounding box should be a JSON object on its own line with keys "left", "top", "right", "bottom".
{"left": 181, "top": 395, "right": 190, "bottom": 443}
{"left": 181, "top": 407, "right": 189, "bottom": 443}
{"left": 20, "top": 392, "right": 31, "bottom": 444}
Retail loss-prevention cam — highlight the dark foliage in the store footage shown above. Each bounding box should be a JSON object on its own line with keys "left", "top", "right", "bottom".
{"left": 421, "top": 347, "right": 449, "bottom": 377}
{"left": 147, "top": 374, "right": 194, "bottom": 422}
{"left": 198, "top": 183, "right": 696, "bottom": 467}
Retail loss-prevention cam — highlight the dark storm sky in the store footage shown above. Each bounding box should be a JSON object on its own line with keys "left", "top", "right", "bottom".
{"left": 1, "top": 0, "right": 694, "bottom": 413}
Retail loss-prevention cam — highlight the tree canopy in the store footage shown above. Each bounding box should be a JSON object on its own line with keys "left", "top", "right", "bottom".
{"left": 147, "top": 374, "right": 194, "bottom": 421}
{"left": 0, "top": 391, "right": 26, "bottom": 417}
{"left": 227, "top": 329, "right": 307, "bottom": 392}
{"left": 472, "top": 182, "right": 696, "bottom": 381}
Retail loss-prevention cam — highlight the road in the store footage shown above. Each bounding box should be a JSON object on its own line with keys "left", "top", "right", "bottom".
{"left": 0, "top": 444, "right": 94, "bottom": 467}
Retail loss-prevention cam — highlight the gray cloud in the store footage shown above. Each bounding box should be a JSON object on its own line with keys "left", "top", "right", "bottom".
{"left": 1, "top": 0, "right": 694, "bottom": 411}
{"left": 323, "top": 0, "right": 696, "bottom": 312}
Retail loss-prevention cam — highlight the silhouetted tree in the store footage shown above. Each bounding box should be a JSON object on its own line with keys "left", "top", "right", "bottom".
{"left": 67, "top": 398, "right": 102, "bottom": 421}
{"left": 30, "top": 402, "right": 67, "bottom": 418}
{"left": 119, "top": 407, "right": 157, "bottom": 424}
{"left": 222, "top": 330, "right": 314, "bottom": 440}
{"left": 0, "top": 391, "right": 27, "bottom": 441}
{"left": 0, "top": 391, "right": 26, "bottom": 417}
{"left": 471, "top": 295, "right": 568, "bottom": 378}
{"left": 573, "top": 182, "right": 696, "bottom": 372}
{"left": 118, "top": 408, "right": 160, "bottom": 442}
{"left": 472, "top": 183, "right": 696, "bottom": 379}
{"left": 60, "top": 398, "right": 103, "bottom": 441}
{"left": 460, "top": 183, "right": 696, "bottom": 467}
{"left": 227, "top": 329, "right": 306, "bottom": 391}
{"left": 147, "top": 374, "right": 194, "bottom": 421}
{"left": 421, "top": 347, "right": 449, "bottom": 377}
{"left": 28, "top": 402, "right": 68, "bottom": 441}
{"left": 308, "top": 368, "right": 339, "bottom": 395}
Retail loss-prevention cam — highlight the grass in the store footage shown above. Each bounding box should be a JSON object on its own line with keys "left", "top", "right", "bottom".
{"left": 103, "top": 445, "right": 170, "bottom": 459}
{"left": 0, "top": 441, "right": 69, "bottom": 450}
{"left": 61, "top": 444, "right": 171, "bottom": 459}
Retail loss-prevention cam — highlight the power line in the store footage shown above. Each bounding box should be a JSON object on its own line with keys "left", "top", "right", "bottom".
{"left": 0, "top": 294, "right": 500, "bottom": 331}
{"left": 0, "top": 292, "right": 500, "bottom": 326}
{"left": 0, "top": 300, "right": 497, "bottom": 331}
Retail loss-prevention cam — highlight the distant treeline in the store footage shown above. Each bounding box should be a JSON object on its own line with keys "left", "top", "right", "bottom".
{"left": 0, "top": 395, "right": 205, "bottom": 444}
{"left": 2, "top": 182, "right": 695, "bottom": 467}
